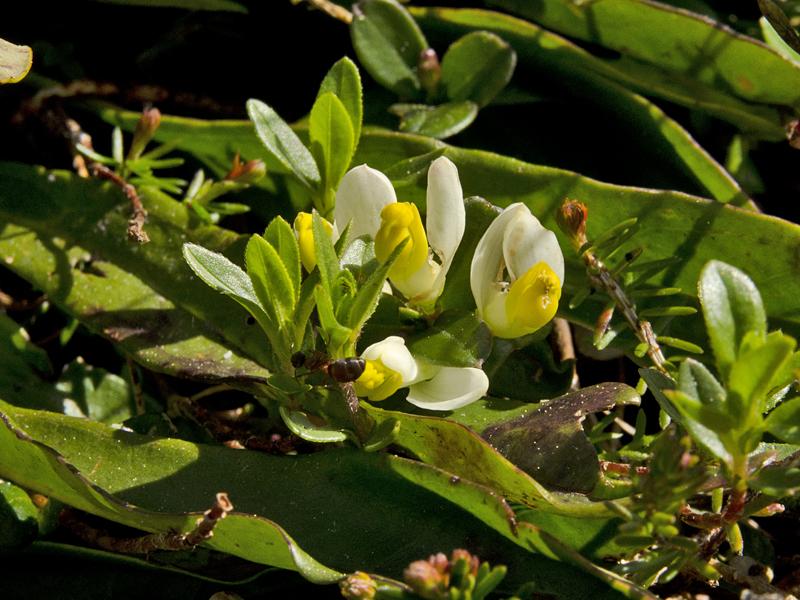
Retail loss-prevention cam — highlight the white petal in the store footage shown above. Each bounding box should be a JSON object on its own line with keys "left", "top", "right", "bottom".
{"left": 406, "top": 366, "right": 489, "bottom": 411}
{"left": 334, "top": 165, "right": 396, "bottom": 240}
{"left": 502, "top": 205, "right": 564, "bottom": 283}
{"left": 426, "top": 157, "right": 464, "bottom": 275}
{"left": 360, "top": 335, "right": 418, "bottom": 383}
{"left": 469, "top": 203, "right": 524, "bottom": 316}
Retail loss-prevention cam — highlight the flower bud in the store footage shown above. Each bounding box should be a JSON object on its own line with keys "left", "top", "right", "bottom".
{"left": 225, "top": 153, "right": 266, "bottom": 184}
{"left": 556, "top": 199, "right": 588, "bottom": 248}
{"left": 340, "top": 572, "right": 377, "bottom": 600}
{"left": 418, "top": 48, "right": 441, "bottom": 97}
{"left": 128, "top": 106, "right": 161, "bottom": 160}
{"left": 404, "top": 559, "right": 447, "bottom": 600}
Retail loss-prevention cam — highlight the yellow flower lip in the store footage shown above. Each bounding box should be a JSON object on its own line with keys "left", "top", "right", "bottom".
{"left": 354, "top": 358, "right": 404, "bottom": 402}
{"left": 505, "top": 261, "right": 562, "bottom": 334}
{"left": 374, "top": 202, "right": 429, "bottom": 280}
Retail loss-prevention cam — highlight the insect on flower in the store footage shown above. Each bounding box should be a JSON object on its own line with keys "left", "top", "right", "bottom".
{"left": 291, "top": 350, "right": 367, "bottom": 383}
{"left": 292, "top": 350, "right": 365, "bottom": 414}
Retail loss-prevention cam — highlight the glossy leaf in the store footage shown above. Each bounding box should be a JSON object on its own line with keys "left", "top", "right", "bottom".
{"left": 765, "top": 397, "right": 800, "bottom": 444}
{"left": 0, "top": 400, "right": 620, "bottom": 592}
{"left": 0, "top": 166, "right": 270, "bottom": 387}
{"left": 483, "top": 383, "right": 640, "bottom": 493}
{"left": 350, "top": 0, "right": 428, "bottom": 98}
{"left": 309, "top": 92, "right": 355, "bottom": 204}
{"left": 395, "top": 101, "right": 478, "bottom": 139}
{"left": 363, "top": 402, "right": 614, "bottom": 517}
{"left": 489, "top": 0, "right": 800, "bottom": 108}
{"left": 412, "top": 7, "right": 752, "bottom": 204}
{"left": 440, "top": 30, "right": 516, "bottom": 107}
{"left": 246, "top": 99, "right": 320, "bottom": 188}
{"left": 0, "top": 37, "right": 32, "bottom": 84}
{"left": 698, "top": 260, "right": 767, "bottom": 378}
{"left": 416, "top": 7, "right": 785, "bottom": 142}
{"left": 318, "top": 56, "right": 363, "bottom": 145}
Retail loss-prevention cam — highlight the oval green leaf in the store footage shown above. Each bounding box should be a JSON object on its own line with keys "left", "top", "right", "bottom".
{"left": 350, "top": 0, "right": 428, "bottom": 98}
{"left": 441, "top": 30, "right": 516, "bottom": 107}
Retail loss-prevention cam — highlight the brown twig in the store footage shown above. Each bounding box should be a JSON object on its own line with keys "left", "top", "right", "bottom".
{"left": 600, "top": 460, "right": 649, "bottom": 476}
{"left": 292, "top": 0, "right": 353, "bottom": 24}
{"left": 91, "top": 163, "right": 149, "bottom": 243}
{"left": 61, "top": 493, "right": 232, "bottom": 554}
{"left": 557, "top": 200, "right": 668, "bottom": 374}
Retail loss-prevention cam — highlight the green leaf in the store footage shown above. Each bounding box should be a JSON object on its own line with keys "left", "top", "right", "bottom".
{"left": 312, "top": 211, "right": 341, "bottom": 303}
{"left": 344, "top": 239, "right": 405, "bottom": 333}
{"left": 489, "top": 0, "right": 800, "bottom": 108}
{"left": 309, "top": 92, "right": 356, "bottom": 203}
{"left": 0, "top": 480, "right": 39, "bottom": 549}
{"left": 483, "top": 383, "right": 640, "bottom": 494}
{"left": 314, "top": 286, "right": 351, "bottom": 354}
{"left": 244, "top": 235, "right": 296, "bottom": 362}
{"left": 765, "top": 397, "right": 800, "bottom": 444}
{"left": 318, "top": 56, "right": 363, "bottom": 145}
{"left": 640, "top": 368, "right": 732, "bottom": 464}
{"left": 408, "top": 310, "right": 492, "bottom": 368}
{"left": 0, "top": 37, "right": 32, "bottom": 84}
{"left": 382, "top": 147, "right": 448, "bottom": 187}
{"left": 55, "top": 361, "right": 136, "bottom": 424}
{"left": 412, "top": 7, "right": 759, "bottom": 203}
{"left": 727, "top": 331, "right": 796, "bottom": 426}
{"left": 664, "top": 389, "right": 736, "bottom": 437}
{"left": 263, "top": 216, "right": 301, "bottom": 301}
{"left": 440, "top": 31, "right": 516, "bottom": 107}
{"left": 760, "top": 16, "right": 800, "bottom": 64}
{"left": 0, "top": 400, "right": 618, "bottom": 592}
{"left": 182, "top": 242, "right": 280, "bottom": 361}
{"left": 698, "top": 260, "right": 767, "bottom": 378}
{"left": 246, "top": 99, "right": 320, "bottom": 188}
{"left": 362, "top": 402, "right": 615, "bottom": 518}
{"left": 278, "top": 406, "right": 349, "bottom": 443}
{"left": 350, "top": 0, "right": 428, "bottom": 98}
{"left": 677, "top": 358, "right": 725, "bottom": 405}
{"left": 395, "top": 101, "right": 479, "bottom": 139}
{"left": 0, "top": 166, "right": 270, "bottom": 386}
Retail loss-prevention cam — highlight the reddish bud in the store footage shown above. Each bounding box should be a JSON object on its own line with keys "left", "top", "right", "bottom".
{"left": 225, "top": 153, "right": 266, "bottom": 184}
{"left": 340, "top": 572, "right": 377, "bottom": 600}
{"left": 418, "top": 48, "right": 441, "bottom": 97}
{"left": 128, "top": 106, "right": 162, "bottom": 160}
{"left": 556, "top": 199, "right": 588, "bottom": 247}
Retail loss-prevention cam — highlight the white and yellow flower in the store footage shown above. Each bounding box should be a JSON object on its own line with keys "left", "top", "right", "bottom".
{"left": 334, "top": 157, "right": 465, "bottom": 309}
{"left": 354, "top": 336, "right": 489, "bottom": 410}
{"left": 470, "top": 203, "right": 564, "bottom": 339}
